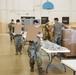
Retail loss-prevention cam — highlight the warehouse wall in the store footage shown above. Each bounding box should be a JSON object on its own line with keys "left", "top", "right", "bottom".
{"left": 0, "top": 0, "right": 76, "bottom": 34}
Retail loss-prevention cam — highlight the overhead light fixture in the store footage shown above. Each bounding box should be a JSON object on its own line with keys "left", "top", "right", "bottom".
{"left": 42, "top": 0, "right": 54, "bottom": 10}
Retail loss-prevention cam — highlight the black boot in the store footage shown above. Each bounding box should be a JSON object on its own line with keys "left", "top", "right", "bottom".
{"left": 30, "top": 66, "right": 34, "bottom": 72}
{"left": 10, "top": 37, "right": 12, "bottom": 42}
{"left": 38, "top": 68, "right": 45, "bottom": 75}
{"left": 15, "top": 52, "right": 18, "bottom": 55}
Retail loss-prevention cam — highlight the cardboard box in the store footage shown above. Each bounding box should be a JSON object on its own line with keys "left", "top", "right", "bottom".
{"left": 14, "top": 24, "right": 23, "bottom": 34}
{"left": 71, "top": 43, "right": 76, "bottom": 56}
{"left": 62, "top": 29, "right": 72, "bottom": 39}
{"left": 62, "top": 41, "right": 71, "bottom": 56}
{"left": 26, "top": 25, "right": 42, "bottom": 42}
{"left": 62, "top": 40, "right": 76, "bottom": 56}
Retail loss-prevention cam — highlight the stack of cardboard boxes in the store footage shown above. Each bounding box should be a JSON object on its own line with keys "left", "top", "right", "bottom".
{"left": 62, "top": 29, "right": 76, "bottom": 57}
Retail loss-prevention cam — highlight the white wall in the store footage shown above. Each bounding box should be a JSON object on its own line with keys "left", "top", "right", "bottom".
{"left": 0, "top": 0, "right": 76, "bottom": 23}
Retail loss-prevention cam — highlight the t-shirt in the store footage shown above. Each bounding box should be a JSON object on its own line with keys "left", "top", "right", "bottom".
{"left": 53, "top": 22, "right": 65, "bottom": 35}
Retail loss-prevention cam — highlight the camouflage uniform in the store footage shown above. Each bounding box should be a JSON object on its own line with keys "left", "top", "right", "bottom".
{"left": 44, "top": 23, "right": 50, "bottom": 41}
{"left": 8, "top": 22, "right": 15, "bottom": 42}
{"left": 14, "top": 35, "right": 23, "bottom": 55}
{"left": 27, "top": 38, "right": 44, "bottom": 74}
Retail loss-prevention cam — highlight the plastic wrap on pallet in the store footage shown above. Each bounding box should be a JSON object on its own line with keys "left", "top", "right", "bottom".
{"left": 62, "top": 29, "right": 73, "bottom": 39}
{"left": 62, "top": 29, "right": 76, "bottom": 44}
{"left": 71, "top": 30, "right": 76, "bottom": 43}
{"left": 62, "top": 29, "right": 76, "bottom": 56}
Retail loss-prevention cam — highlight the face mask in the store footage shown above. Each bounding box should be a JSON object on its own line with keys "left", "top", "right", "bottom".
{"left": 35, "top": 25, "right": 39, "bottom": 28}
{"left": 11, "top": 21, "right": 14, "bottom": 23}
{"left": 34, "top": 24, "right": 40, "bottom": 28}
{"left": 17, "top": 23, "right": 20, "bottom": 25}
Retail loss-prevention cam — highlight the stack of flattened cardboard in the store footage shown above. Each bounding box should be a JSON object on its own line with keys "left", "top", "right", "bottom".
{"left": 62, "top": 29, "right": 76, "bottom": 57}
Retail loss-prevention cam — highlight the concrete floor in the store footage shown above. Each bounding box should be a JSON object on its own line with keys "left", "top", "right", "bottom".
{"left": 0, "top": 34, "right": 73, "bottom": 75}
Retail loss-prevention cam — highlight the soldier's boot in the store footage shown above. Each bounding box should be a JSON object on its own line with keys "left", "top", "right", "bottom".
{"left": 15, "top": 52, "right": 18, "bottom": 55}
{"left": 10, "top": 37, "right": 12, "bottom": 42}
{"left": 30, "top": 66, "right": 34, "bottom": 72}
{"left": 20, "top": 52, "right": 22, "bottom": 55}
{"left": 38, "top": 68, "right": 45, "bottom": 75}
{"left": 30, "top": 60, "right": 35, "bottom": 72}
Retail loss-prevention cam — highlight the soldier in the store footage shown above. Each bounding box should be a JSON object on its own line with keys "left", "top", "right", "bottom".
{"left": 51, "top": 18, "right": 65, "bottom": 45}
{"left": 8, "top": 19, "right": 15, "bottom": 42}
{"left": 13, "top": 19, "right": 24, "bottom": 55}
{"left": 27, "top": 20, "right": 44, "bottom": 74}
{"left": 44, "top": 20, "right": 50, "bottom": 41}
{"left": 21, "top": 20, "right": 25, "bottom": 33}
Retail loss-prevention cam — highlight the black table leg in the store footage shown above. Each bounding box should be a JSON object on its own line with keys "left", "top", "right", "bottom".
{"left": 46, "top": 54, "right": 55, "bottom": 73}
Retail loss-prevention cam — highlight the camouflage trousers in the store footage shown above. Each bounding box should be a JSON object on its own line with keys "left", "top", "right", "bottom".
{"left": 9, "top": 29, "right": 14, "bottom": 42}
{"left": 53, "top": 34, "right": 62, "bottom": 45}
{"left": 14, "top": 35, "right": 23, "bottom": 53}
{"left": 27, "top": 42, "right": 43, "bottom": 71}
{"left": 44, "top": 31, "right": 50, "bottom": 41}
